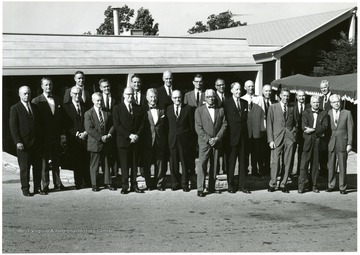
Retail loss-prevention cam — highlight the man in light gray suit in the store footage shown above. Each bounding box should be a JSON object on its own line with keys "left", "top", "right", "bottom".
{"left": 194, "top": 89, "right": 227, "bottom": 197}
{"left": 326, "top": 94, "right": 354, "bottom": 194}
{"left": 267, "top": 88, "right": 297, "bottom": 193}
{"left": 84, "top": 92, "right": 115, "bottom": 192}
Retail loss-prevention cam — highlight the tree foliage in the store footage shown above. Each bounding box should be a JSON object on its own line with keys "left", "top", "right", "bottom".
{"left": 133, "top": 7, "right": 159, "bottom": 36}
{"left": 314, "top": 31, "right": 357, "bottom": 76}
{"left": 95, "top": 5, "right": 159, "bottom": 36}
{"left": 188, "top": 11, "right": 246, "bottom": 34}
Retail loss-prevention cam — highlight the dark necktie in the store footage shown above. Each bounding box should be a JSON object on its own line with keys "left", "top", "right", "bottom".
{"left": 208, "top": 105, "right": 215, "bottom": 109}
{"left": 149, "top": 106, "right": 157, "bottom": 110}
{"left": 196, "top": 91, "right": 200, "bottom": 106}
{"left": 134, "top": 93, "right": 138, "bottom": 105}
{"left": 264, "top": 99, "right": 269, "bottom": 116}
{"left": 76, "top": 103, "right": 81, "bottom": 116}
{"left": 167, "top": 87, "right": 171, "bottom": 97}
{"left": 128, "top": 104, "right": 133, "bottom": 115}
{"left": 98, "top": 109, "right": 104, "bottom": 130}
{"left": 236, "top": 98, "right": 241, "bottom": 112}
{"left": 334, "top": 110, "right": 339, "bottom": 126}
{"left": 27, "top": 103, "right": 33, "bottom": 119}
{"left": 175, "top": 106, "right": 179, "bottom": 118}
{"left": 283, "top": 104, "right": 287, "bottom": 119}
{"left": 323, "top": 96, "right": 327, "bottom": 109}
{"left": 221, "top": 94, "right": 224, "bottom": 102}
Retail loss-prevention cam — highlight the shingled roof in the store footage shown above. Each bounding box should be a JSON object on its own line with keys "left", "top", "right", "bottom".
{"left": 187, "top": 8, "right": 353, "bottom": 46}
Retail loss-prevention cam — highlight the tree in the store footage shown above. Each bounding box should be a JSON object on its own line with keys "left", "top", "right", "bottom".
{"left": 188, "top": 10, "right": 246, "bottom": 34}
{"left": 132, "top": 7, "right": 159, "bottom": 36}
{"left": 187, "top": 21, "right": 208, "bottom": 34}
{"left": 314, "top": 31, "right": 357, "bottom": 76}
{"left": 96, "top": 5, "right": 134, "bottom": 35}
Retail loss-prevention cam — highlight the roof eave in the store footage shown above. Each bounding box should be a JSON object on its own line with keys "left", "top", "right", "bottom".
{"left": 253, "top": 7, "right": 357, "bottom": 63}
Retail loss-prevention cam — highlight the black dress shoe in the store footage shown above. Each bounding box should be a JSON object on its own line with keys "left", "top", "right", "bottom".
{"left": 228, "top": 189, "right": 236, "bottom": 194}
{"left": 157, "top": 187, "right": 166, "bottom": 191}
{"left": 92, "top": 186, "right": 100, "bottom": 192}
{"left": 268, "top": 187, "right": 276, "bottom": 192}
{"left": 105, "top": 185, "right": 117, "bottom": 191}
{"left": 171, "top": 187, "right": 181, "bottom": 191}
{"left": 312, "top": 187, "right": 320, "bottom": 193}
{"left": 22, "top": 190, "right": 32, "bottom": 197}
{"left": 325, "top": 188, "right": 335, "bottom": 192}
{"left": 298, "top": 189, "right": 305, "bottom": 194}
{"left": 340, "top": 190, "right": 348, "bottom": 195}
{"left": 208, "top": 190, "right": 221, "bottom": 194}
{"left": 197, "top": 191, "right": 205, "bottom": 197}
{"left": 239, "top": 188, "right": 251, "bottom": 194}
{"left": 121, "top": 189, "right": 128, "bottom": 194}
{"left": 34, "top": 189, "right": 48, "bottom": 195}
{"left": 183, "top": 188, "right": 190, "bottom": 192}
{"left": 281, "top": 187, "right": 290, "bottom": 193}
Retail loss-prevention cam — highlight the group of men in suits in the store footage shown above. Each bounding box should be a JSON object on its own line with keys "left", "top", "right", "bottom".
{"left": 10, "top": 70, "right": 354, "bottom": 197}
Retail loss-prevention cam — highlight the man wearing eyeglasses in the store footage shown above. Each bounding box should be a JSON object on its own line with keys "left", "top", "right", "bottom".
{"left": 194, "top": 89, "right": 227, "bottom": 197}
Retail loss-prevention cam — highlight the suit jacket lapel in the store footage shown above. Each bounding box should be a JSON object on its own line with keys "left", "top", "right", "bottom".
{"left": 148, "top": 110, "right": 155, "bottom": 126}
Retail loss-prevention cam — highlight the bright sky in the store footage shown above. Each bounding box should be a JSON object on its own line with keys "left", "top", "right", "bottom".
{"left": 2, "top": 1, "right": 357, "bottom": 36}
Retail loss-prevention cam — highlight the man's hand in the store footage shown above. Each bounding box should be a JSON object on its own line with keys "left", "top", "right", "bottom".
{"left": 16, "top": 143, "right": 24, "bottom": 150}
{"left": 79, "top": 132, "right": 88, "bottom": 140}
{"left": 304, "top": 126, "right": 315, "bottom": 134}
{"left": 209, "top": 137, "right": 219, "bottom": 147}
{"left": 346, "top": 145, "right": 352, "bottom": 153}
{"left": 269, "top": 141, "right": 276, "bottom": 149}
{"left": 129, "top": 134, "right": 139, "bottom": 143}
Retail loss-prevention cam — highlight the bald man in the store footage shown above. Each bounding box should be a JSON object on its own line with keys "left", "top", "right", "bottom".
{"left": 10, "top": 86, "right": 43, "bottom": 196}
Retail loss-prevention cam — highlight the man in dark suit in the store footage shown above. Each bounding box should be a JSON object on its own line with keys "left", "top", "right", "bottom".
{"left": 99, "top": 78, "right": 120, "bottom": 112}
{"left": 84, "top": 92, "right": 116, "bottom": 192}
{"left": 184, "top": 74, "right": 205, "bottom": 108}
{"left": 326, "top": 94, "right": 354, "bottom": 194}
{"left": 166, "top": 90, "right": 194, "bottom": 192}
{"left": 241, "top": 80, "right": 263, "bottom": 176}
{"left": 63, "top": 71, "right": 92, "bottom": 109}
{"left": 184, "top": 73, "right": 205, "bottom": 177}
{"left": 267, "top": 88, "right": 297, "bottom": 193}
{"left": 318, "top": 79, "right": 332, "bottom": 176}
{"left": 9, "top": 86, "right": 43, "bottom": 197}
{"left": 99, "top": 78, "right": 119, "bottom": 181}
{"left": 32, "top": 77, "right": 66, "bottom": 193}
{"left": 258, "top": 84, "right": 275, "bottom": 175}
{"left": 290, "top": 90, "right": 309, "bottom": 177}
{"left": 195, "top": 89, "right": 227, "bottom": 197}
{"left": 214, "top": 78, "right": 229, "bottom": 108}
{"left": 63, "top": 86, "right": 91, "bottom": 190}
{"left": 113, "top": 87, "right": 145, "bottom": 194}
{"left": 298, "top": 96, "right": 329, "bottom": 193}
{"left": 319, "top": 80, "right": 333, "bottom": 111}
{"left": 141, "top": 88, "right": 168, "bottom": 190}
{"left": 224, "top": 82, "right": 251, "bottom": 194}
{"left": 214, "top": 78, "right": 230, "bottom": 174}
{"left": 130, "top": 74, "right": 147, "bottom": 107}
{"left": 157, "top": 70, "right": 174, "bottom": 110}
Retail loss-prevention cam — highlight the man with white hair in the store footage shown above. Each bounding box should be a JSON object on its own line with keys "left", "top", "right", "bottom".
{"left": 10, "top": 86, "right": 42, "bottom": 196}
{"left": 241, "top": 80, "right": 262, "bottom": 176}
{"left": 318, "top": 79, "right": 332, "bottom": 177}
{"left": 326, "top": 94, "right": 353, "bottom": 194}
{"left": 298, "top": 96, "right": 329, "bottom": 193}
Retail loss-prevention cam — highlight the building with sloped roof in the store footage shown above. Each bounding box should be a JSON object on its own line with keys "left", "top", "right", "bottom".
{"left": 2, "top": 7, "right": 357, "bottom": 154}
{"left": 188, "top": 7, "right": 357, "bottom": 93}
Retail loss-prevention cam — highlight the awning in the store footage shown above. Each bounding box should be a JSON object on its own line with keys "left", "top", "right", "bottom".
{"left": 271, "top": 73, "right": 357, "bottom": 104}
